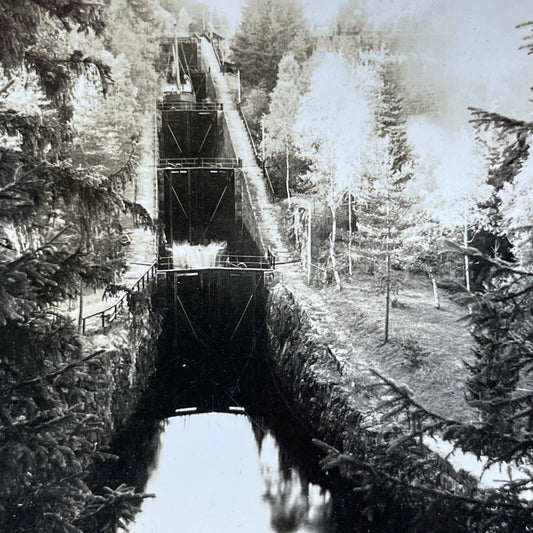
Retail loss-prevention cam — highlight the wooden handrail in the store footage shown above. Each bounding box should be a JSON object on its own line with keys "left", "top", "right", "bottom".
{"left": 82, "top": 261, "right": 157, "bottom": 334}
{"left": 236, "top": 102, "right": 260, "bottom": 162}
{"left": 262, "top": 164, "right": 276, "bottom": 198}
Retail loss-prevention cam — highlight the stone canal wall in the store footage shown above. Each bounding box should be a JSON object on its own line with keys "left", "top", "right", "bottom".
{"left": 84, "top": 292, "right": 162, "bottom": 456}
{"left": 265, "top": 279, "right": 366, "bottom": 454}
{"left": 263, "top": 277, "right": 477, "bottom": 531}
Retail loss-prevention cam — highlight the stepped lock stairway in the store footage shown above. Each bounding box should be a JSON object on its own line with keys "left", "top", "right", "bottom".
{"left": 76, "top": 36, "right": 299, "bottom": 334}
{"left": 199, "top": 36, "right": 294, "bottom": 265}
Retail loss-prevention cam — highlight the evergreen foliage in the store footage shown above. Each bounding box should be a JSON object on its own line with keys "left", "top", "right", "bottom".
{"left": 0, "top": 1, "right": 163, "bottom": 530}
{"left": 0, "top": 1, "right": 105, "bottom": 71}
{"left": 230, "top": 0, "right": 312, "bottom": 92}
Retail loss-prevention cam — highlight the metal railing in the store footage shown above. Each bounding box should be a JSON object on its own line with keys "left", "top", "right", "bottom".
{"left": 235, "top": 103, "right": 276, "bottom": 198}
{"left": 158, "top": 253, "right": 275, "bottom": 271}
{"left": 236, "top": 102, "right": 261, "bottom": 163}
{"left": 161, "top": 37, "right": 200, "bottom": 45}
{"left": 267, "top": 249, "right": 276, "bottom": 269}
{"left": 158, "top": 101, "right": 223, "bottom": 112}
{"left": 81, "top": 261, "right": 157, "bottom": 334}
{"left": 158, "top": 157, "right": 242, "bottom": 170}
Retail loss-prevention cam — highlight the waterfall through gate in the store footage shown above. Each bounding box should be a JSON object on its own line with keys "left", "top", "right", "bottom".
{"left": 172, "top": 241, "right": 226, "bottom": 269}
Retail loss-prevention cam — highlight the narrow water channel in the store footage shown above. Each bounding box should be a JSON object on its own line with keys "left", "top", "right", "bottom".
{"left": 100, "top": 293, "right": 350, "bottom": 533}
{"left": 99, "top": 239, "right": 358, "bottom": 532}
{"left": 126, "top": 413, "right": 335, "bottom": 533}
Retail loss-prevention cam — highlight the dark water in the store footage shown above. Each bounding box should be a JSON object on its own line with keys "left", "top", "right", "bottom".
{"left": 146, "top": 81, "right": 343, "bottom": 532}
{"left": 125, "top": 413, "right": 335, "bottom": 533}
{"left": 100, "top": 274, "right": 348, "bottom": 533}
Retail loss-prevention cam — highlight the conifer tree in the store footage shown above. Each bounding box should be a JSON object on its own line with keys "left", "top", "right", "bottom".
{"left": 356, "top": 135, "right": 412, "bottom": 341}
{"left": 0, "top": 2, "right": 160, "bottom": 530}
{"left": 230, "top": 0, "right": 312, "bottom": 92}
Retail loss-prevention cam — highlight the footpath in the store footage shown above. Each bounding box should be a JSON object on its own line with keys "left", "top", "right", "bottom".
{"left": 200, "top": 36, "right": 289, "bottom": 259}
{"left": 66, "top": 116, "right": 157, "bottom": 334}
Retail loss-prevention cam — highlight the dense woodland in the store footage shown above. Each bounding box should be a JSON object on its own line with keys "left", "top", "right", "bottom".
{"left": 232, "top": 0, "right": 533, "bottom": 529}
{"left": 1, "top": 0, "right": 533, "bottom": 531}
{"left": 0, "top": 0, "right": 175, "bottom": 531}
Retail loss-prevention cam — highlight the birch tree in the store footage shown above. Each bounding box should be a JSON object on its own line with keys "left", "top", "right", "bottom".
{"left": 407, "top": 121, "right": 490, "bottom": 291}
{"left": 293, "top": 53, "right": 381, "bottom": 289}
{"left": 262, "top": 54, "right": 306, "bottom": 198}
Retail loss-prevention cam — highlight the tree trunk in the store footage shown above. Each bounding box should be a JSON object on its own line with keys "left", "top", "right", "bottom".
{"left": 348, "top": 193, "right": 353, "bottom": 276}
{"left": 329, "top": 201, "right": 342, "bottom": 290}
{"left": 307, "top": 204, "right": 312, "bottom": 284}
{"left": 77, "top": 279, "right": 83, "bottom": 333}
{"left": 464, "top": 209, "right": 471, "bottom": 292}
{"left": 431, "top": 274, "right": 440, "bottom": 309}
{"left": 286, "top": 140, "right": 291, "bottom": 208}
{"left": 384, "top": 195, "right": 391, "bottom": 343}
{"left": 384, "top": 244, "right": 391, "bottom": 343}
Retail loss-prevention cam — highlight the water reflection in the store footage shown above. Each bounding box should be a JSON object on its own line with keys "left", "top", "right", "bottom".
{"left": 259, "top": 433, "right": 332, "bottom": 532}
{"left": 125, "top": 414, "right": 335, "bottom": 533}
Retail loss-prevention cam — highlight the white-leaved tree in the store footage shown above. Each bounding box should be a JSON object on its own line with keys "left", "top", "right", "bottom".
{"left": 407, "top": 120, "right": 491, "bottom": 291}
{"left": 293, "top": 52, "right": 381, "bottom": 289}
{"left": 262, "top": 53, "right": 305, "bottom": 200}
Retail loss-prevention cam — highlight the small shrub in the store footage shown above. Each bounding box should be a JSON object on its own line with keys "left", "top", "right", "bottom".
{"left": 399, "top": 337, "right": 430, "bottom": 366}
{"left": 391, "top": 298, "right": 408, "bottom": 309}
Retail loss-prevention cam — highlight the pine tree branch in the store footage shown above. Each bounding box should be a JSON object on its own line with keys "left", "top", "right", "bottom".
{"left": 1, "top": 348, "right": 108, "bottom": 393}
{"left": 0, "top": 162, "right": 44, "bottom": 197}
{"left": 0, "top": 80, "right": 15, "bottom": 95}
{"left": 372, "top": 369, "right": 533, "bottom": 464}
{"left": 445, "top": 240, "right": 533, "bottom": 277}
{"left": 1, "top": 226, "right": 73, "bottom": 277}
{"left": 469, "top": 107, "right": 533, "bottom": 132}
{"left": 312, "top": 438, "right": 532, "bottom": 511}
{"left": 107, "top": 147, "right": 136, "bottom": 182}
{"left": 493, "top": 282, "right": 533, "bottom": 303}
{"left": 370, "top": 369, "right": 460, "bottom": 425}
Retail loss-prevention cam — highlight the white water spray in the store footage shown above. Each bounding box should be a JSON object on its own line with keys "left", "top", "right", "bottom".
{"left": 172, "top": 241, "right": 226, "bottom": 269}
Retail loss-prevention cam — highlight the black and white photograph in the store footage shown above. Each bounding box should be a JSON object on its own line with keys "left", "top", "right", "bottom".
{"left": 1, "top": 1, "right": 533, "bottom": 531}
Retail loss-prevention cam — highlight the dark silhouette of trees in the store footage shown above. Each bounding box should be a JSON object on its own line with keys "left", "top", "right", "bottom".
{"left": 0, "top": 2, "right": 160, "bottom": 531}
{"left": 230, "top": 0, "right": 312, "bottom": 92}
